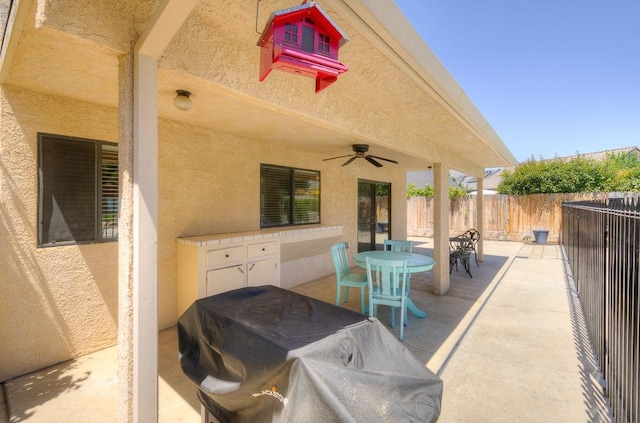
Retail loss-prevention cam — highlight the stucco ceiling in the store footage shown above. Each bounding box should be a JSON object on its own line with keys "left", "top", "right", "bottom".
{"left": 1, "top": 0, "right": 517, "bottom": 173}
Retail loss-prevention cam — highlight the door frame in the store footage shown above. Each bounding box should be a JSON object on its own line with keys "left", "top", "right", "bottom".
{"left": 357, "top": 179, "right": 391, "bottom": 252}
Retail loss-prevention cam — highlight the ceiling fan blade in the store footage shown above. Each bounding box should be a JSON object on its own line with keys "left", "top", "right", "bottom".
{"left": 364, "top": 155, "right": 383, "bottom": 167}
{"left": 341, "top": 156, "right": 358, "bottom": 166}
{"left": 368, "top": 155, "right": 398, "bottom": 164}
{"left": 323, "top": 154, "right": 354, "bottom": 161}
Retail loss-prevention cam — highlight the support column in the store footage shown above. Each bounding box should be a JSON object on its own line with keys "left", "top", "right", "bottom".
{"left": 122, "top": 2, "right": 199, "bottom": 422}
{"left": 132, "top": 52, "right": 159, "bottom": 423}
{"left": 476, "top": 176, "right": 484, "bottom": 262}
{"left": 117, "top": 49, "right": 135, "bottom": 423}
{"left": 433, "top": 163, "right": 450, "bottom": 295}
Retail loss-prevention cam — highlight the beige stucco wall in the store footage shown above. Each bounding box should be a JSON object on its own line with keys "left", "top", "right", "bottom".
{"left": 0, "top": 85, "right": 408, "bottom": 381}
{"left": 156, "top": 118, "right": 407, "bottom": 326}
{"left": 0, "top": 86, "right": 119, "bottom": 381}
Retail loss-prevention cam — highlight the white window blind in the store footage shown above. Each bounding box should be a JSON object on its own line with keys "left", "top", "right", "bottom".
{"left": 260, "top": 164, "right": 320, "bottom": 228}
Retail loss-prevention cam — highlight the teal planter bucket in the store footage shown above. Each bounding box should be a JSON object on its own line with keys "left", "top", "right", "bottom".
{"left": 533, "top": 230, "right": 549, "bottom": 244}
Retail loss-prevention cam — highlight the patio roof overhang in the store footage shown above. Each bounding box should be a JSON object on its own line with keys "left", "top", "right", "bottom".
{"left": 0, "top": 1, "right": 517, "bottom": 420}
{"left": 0, "top": 0, "right": 516, "bottom": 177}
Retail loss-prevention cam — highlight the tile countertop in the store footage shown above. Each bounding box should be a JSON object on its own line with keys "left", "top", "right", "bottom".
{"left": 176, "top": 225, "right": 344, "bottom": 249}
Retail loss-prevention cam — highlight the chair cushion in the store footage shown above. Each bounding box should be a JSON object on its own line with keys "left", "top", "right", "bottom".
{"left": 372, "top": 286, "right": 406, "bottom": 300}
{"left": 342, "top": 273, "right": 367, "bottom": 282}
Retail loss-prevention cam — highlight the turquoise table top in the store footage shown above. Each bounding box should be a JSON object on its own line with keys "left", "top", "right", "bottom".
{"left": 353, "top": 251, "right": 436, "bottom": 272}
{"left": 353, "top": 250, "right": 435, "bottom": 319}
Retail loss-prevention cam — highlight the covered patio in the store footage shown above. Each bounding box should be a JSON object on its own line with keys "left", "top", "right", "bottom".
{"left": 1, "top": 239, "right": 612, "bottom": 422}
{"left": 0, "top": 1, "right": 521, "bottom": 420}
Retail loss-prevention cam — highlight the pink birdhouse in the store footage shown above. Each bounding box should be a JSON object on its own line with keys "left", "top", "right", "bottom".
{"left": 257, "top": 2, "right": 349, "bottom": 93}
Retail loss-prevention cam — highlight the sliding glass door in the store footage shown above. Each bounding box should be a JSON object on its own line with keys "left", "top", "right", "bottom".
{"left": 357, "top": 180, "right": 390, "bottom": 252}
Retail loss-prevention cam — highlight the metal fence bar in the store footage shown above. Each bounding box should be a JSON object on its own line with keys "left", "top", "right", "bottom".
{"left": 609, "top": 201, "right": 623, "bottom": 420}
{"left": 563, "top": 202, "right": 607, "bottom": 370}
{"left": 563, "top": 198, "right": 640, "bottom": 423}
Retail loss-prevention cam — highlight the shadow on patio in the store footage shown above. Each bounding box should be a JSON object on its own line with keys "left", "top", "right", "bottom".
{"left": 293, "top": 237, "right": 517, "bottom": 374}
{"left": 1, "top": 238, "right": 612, "bottom": 422}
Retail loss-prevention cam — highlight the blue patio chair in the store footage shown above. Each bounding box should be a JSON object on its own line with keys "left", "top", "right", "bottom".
{"left": 383, "top": 239, "right": 413, "bottom": 252}
{"left": 366, "top": 257, "right": 409, "bottom": 341}
{"left": 383, "top": 239, "right": 413, "bottom": 288}
{"left": 331, "top": 242, "right": 367, "bottom": 313}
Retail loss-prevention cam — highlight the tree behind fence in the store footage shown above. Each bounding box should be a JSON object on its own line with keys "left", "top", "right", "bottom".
{"left": 407, "top": 193, "right": 610, "bottom": 242}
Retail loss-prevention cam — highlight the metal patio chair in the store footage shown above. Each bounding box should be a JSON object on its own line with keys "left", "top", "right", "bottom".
{"left": 462, "top": 229, "right": 481, "bottom": 267}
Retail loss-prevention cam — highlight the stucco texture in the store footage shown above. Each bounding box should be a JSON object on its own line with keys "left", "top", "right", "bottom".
{"left": 0, "top": 86, "right": 119, "bottom": 380}
{"left": 157, "top": 117, "right": 408, "bottom": 323}
{"left": 0, "top": 84, "right": 407, "bottom": 381}
{"left": 0, "top": 0, "right": 512, "bottom": 383}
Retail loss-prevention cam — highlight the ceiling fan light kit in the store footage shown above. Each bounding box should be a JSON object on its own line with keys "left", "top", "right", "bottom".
{"left": 323, "top": 144, "right": 398, "bottom": 167}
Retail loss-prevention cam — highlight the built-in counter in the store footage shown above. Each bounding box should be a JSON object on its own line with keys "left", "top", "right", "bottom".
{"left": 276, "top": 225, "right": 343, "bottom": 262}
{"left": 176, "top": 225, "right": 343, "bottom": 318}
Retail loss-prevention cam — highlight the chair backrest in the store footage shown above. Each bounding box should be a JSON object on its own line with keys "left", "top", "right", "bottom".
{"left": 383, "top": 239, "right": 413, "bottom": 253}
{"left": 462, "top": 229, "right": 480, "bottom": 246}
{"left": 365, "top": 257, "right": 408, "bottom": 298}
{"left": 451, "top": 234, "right": 473, "bottom": 253}
{"left": 449, "top": 236, "right": 464, "bottom": 252}
{"left": 331, "top": 242, "right": 351, "bottom": 276}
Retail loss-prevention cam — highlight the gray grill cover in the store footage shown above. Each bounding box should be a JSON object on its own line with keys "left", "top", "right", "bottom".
{"left": 178, "top": 285, "right": 442, "bottom": 422}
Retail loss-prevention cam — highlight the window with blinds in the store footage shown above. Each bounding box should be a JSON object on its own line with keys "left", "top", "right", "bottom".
{"left": 38, "top": 134, "right": 118, "bottom": 247}
{"left": 260, "top": 164, "right": 320, "bottom": 228}
{"left": 100, "top": 143, "right": 119, "bottom": 240}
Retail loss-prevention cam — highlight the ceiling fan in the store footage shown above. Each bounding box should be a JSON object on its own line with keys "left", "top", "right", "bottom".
{"left": 323, "top": 144, "right": 399, "bottom": 167}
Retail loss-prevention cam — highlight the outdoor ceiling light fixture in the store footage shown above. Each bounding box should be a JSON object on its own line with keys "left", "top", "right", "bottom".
{"left": 173, "top": 89, "right": 192, "bottom": 111}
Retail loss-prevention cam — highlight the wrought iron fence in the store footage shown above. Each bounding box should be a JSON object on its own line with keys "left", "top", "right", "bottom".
{"left": 563, "top": 198, "right": 640, "bottom": 423}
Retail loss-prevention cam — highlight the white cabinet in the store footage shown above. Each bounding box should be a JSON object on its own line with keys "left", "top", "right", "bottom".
{"left": 247, "top": 240, "right": 278, "bottom": 258}
{"left": 206, "top": 246, "right": 243, "bottom": 267}
{"left": 246, "top": 240, "right": 279, "bottom": 287}
{"left": 206, "top": 266, "right": 245, "bottom": 296}
{"left": 176, "top": 233, "right": 280, "bottom": 318}
{"left": 247, "top": 258, "right": 278, "bottom": 287}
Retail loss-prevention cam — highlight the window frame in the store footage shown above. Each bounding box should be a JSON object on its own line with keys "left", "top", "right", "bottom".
{"left": 317, "top": 33, "right": 331, "bottom": 55}
{"left": 283, "top": 22, "right": 299, "bottom": 45}
{"left": 260, "top": 163, "right": 321, "bottom": 229}
{"left": 37, "top": 133, "right": 118, "bottom": 247}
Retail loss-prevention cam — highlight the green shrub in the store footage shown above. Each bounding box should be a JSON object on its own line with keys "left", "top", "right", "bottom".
{"left": 406, "top": 183, "right": 467, "bottom": 200}
{"left": 406, "top": 183, "right": 434, "bottom": 198}
{"left": 498, "top": 152, "right": 640, "bottom": 194}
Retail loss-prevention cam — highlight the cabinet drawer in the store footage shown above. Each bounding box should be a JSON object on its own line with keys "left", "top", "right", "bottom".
{"left": 206, "top": 246, "right": 243, "bottom": 268}
{"left": 247, "top": 241, "right": 277, "bottom": 259}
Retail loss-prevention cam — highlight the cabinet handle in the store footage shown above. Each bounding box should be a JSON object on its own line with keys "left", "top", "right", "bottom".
{"left": 262, "top": 248, "right": 266, "bottom": 251}
{"left": 225, "top": 254, "right": 229, "bottom": 258}
{"left": 249, "top": 263, "right": 255, "bottom": 271}
{"left": 238, "top": 267, "right": 245, "bottom": 274}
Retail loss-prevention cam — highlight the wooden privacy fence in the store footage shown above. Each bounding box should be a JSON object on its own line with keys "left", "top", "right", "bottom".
{"left": 407, "top": 193, "right": 610, "bottom": 242}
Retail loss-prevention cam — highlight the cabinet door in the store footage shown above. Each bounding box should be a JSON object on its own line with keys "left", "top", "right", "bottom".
{"left": 206, "top": 265, "right": 245, "bottom": 297}
{"left": 246, "top": 258, "right": 279, "bottom": 287}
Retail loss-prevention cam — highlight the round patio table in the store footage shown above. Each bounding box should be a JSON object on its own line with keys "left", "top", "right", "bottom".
{"left": 353, "top": 250, "right": 436, "bottom": 319}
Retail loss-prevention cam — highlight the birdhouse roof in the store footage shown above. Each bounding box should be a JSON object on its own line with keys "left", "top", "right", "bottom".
{"left": 257, "top": 2, "right": 349, "bottom": 47}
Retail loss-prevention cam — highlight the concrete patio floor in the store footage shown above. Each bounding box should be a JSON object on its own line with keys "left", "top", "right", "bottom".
{"left": 1, "top": 238, "right": 613, "bottom": 422}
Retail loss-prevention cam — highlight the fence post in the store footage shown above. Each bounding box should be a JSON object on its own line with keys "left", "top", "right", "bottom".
{"left": 476, "top": 178, "right": 484, "bottom": 261}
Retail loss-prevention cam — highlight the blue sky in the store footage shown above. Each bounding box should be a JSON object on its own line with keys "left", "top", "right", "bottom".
{"left": 394, "top": 0, "right": 640, "bottom": 163}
